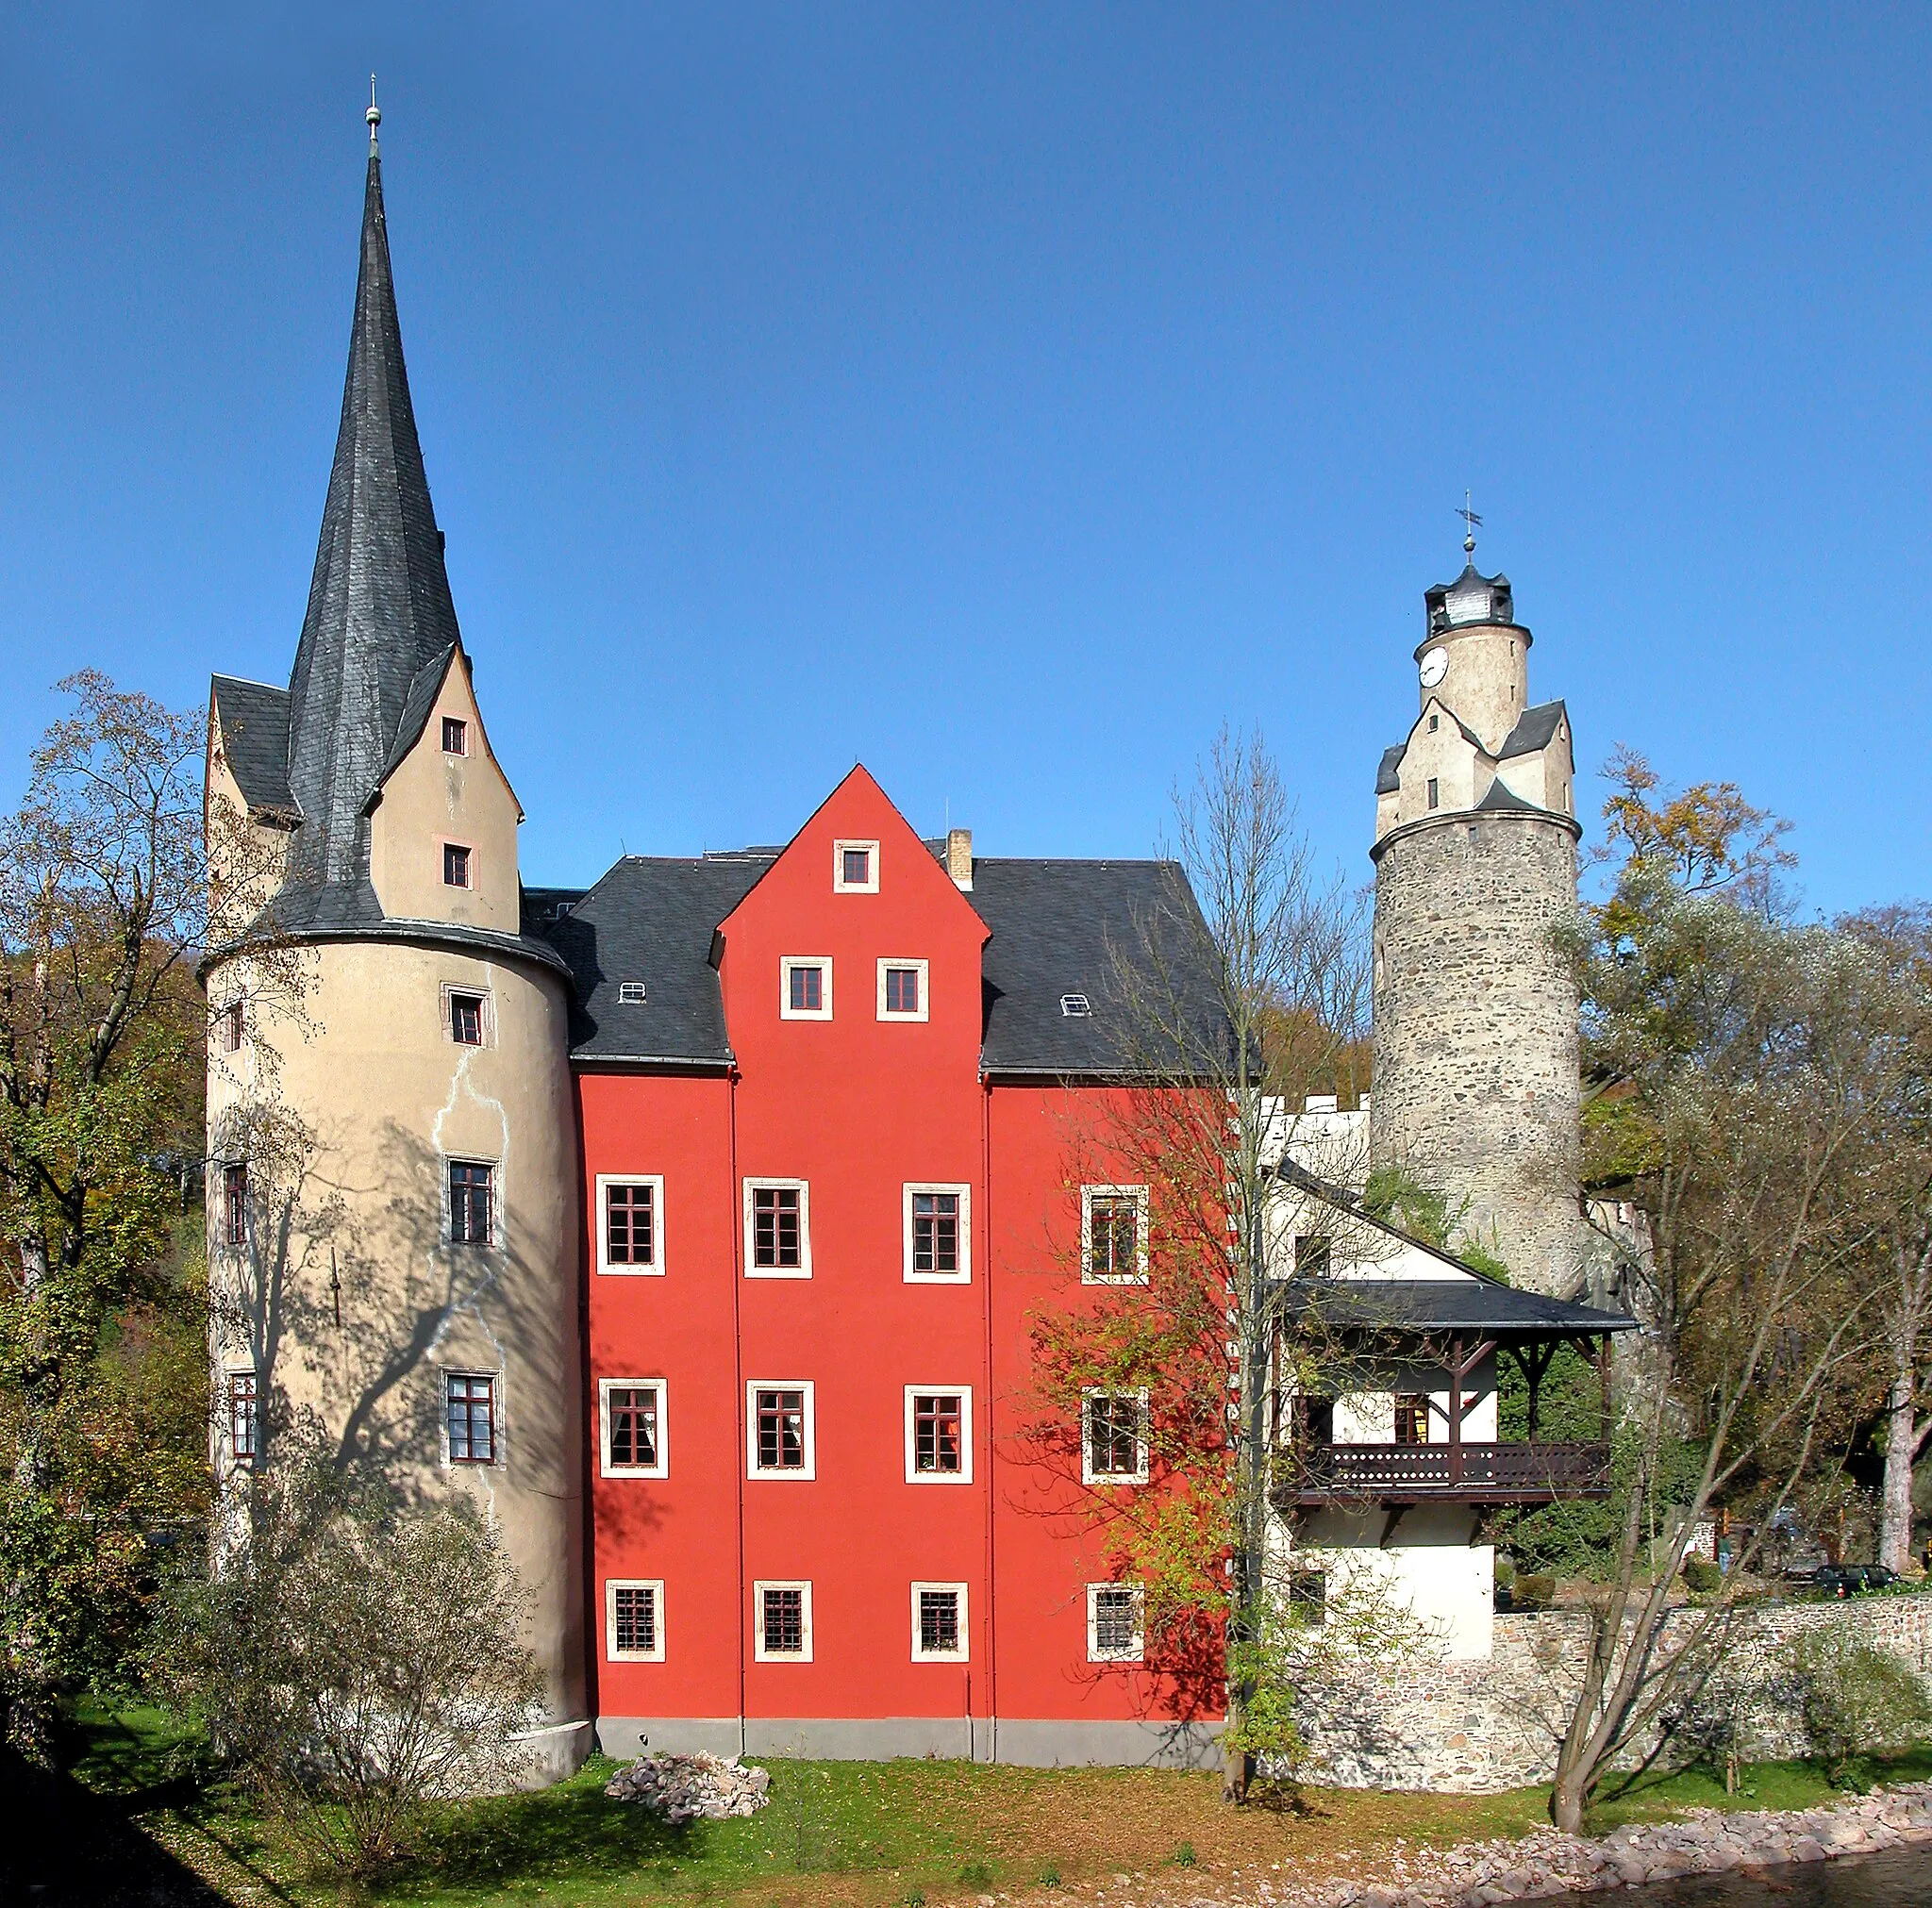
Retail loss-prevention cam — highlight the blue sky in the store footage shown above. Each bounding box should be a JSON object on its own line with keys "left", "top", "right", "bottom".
{"left": 3, "top": 7, "right": 1928, "bottom": 914}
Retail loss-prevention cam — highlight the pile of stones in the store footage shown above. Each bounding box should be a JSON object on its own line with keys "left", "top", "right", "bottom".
{"left": 603, "top": 1751, "right": 772, "bottom": 1824}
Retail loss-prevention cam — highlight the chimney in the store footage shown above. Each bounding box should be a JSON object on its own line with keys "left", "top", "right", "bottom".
{"left": 946, "top": 827, "right": 973, "bottom": 890}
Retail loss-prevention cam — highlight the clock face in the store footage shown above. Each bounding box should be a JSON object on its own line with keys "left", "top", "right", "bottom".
{"left": 1419, "top": 647, "right": 1448, "bottom": 689}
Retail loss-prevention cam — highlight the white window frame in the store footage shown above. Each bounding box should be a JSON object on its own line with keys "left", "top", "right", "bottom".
{"left": 876, "top": 956, "right": 930, "bottom": 1022}
{"left": 902, "top": 1183, "right": 972, "bottom": 1285}
{"left": 903, "top": 1384, "right": 974, "bottom": 1485}
{"left": 606, "top": 1577, "right": 666, "bottom": 1662}
{"left": 441, "top": 983, "right": 496, "bottom": 1049}
{"left": 1080, "top": 1386, "right": 1151, "bottom": 1485}
{"left": 754, "top": 1579, "right": 814, "bottom": 1662}
{"left": 742, "top": 1178, "right": 811, "bottom": 1278}
{"left": 596, "top": 1173, "right": 666, "bottom": 1276}
{"left": 746, "top": 1379, "right": 817, "bottom": 1481}
{"left": 599, "top": 1376, "right": 670, "bottom": 1479}
{"left": 909, "top": 1581, "right": 970, "bottom": 1662}
{"left": 1086, "top": 1583, "right": 1146, "bottom": 1663}
{"left": 1080, "top": 1184, "right": 1150, "bottom": 1285}
{"left": 833, "top": 838, "right": 880, "bottom": 894}
{"left": 778, "top": 955, "right": 833, "bottom": 1021}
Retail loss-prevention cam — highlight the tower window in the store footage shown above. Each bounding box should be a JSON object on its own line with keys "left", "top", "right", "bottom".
{"left": 448, "top": 1160, "right": 494, "bottom": 1245}
{"left": 1426, "top": 778, "right": 1440, "bottom": 810}
{"left": 1428, "top": 714, "right": 1439, "bottom": 733}
{"left": 450, "top": 993, "right": 484, "bottom": 1045}
{"left": 445, "top": 1371, "right": 498, "bottom": 1464}
{"left": 219, "top": 1001, "right": 244, "bottom": 1052}
{"left": 443, "top": 843, "right": 472, "bottom": 888}
{"left": 442, "top": 717, "right": 468, "bottom": 755}
{"left": 223, "top": 1162, "right": 247, "bottom": 1248}
{"left": 228, "top": 1369, "right": 258, "bottom": 1465}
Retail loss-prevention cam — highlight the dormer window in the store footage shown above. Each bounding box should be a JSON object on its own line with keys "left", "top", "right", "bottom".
{"left": 1426, "top": 779, "right": 1440, "bottom": 811}
{"left": 1428, "top": 714, "right": 1439, "bottom": 733}
{"left": 617, "top": 982, "right": 647, "bottom": 1005}
{"left": 443, "top": 843, "right": 472, "bottom": 888}
{"left": 442, "top": 717, "right": 468, "bottom": 755}
{"left": 1059, "top": 993, "right": 1091, "bottom": 1018}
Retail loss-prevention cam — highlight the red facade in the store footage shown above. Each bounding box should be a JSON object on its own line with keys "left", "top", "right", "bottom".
{"left": 580, "top": 768, "right": 1221, "bottom": 1762}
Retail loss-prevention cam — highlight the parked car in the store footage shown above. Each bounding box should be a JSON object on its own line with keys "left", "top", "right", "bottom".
{"left": 1808, "top": 1563, "right": 1899, "bottom": 1596}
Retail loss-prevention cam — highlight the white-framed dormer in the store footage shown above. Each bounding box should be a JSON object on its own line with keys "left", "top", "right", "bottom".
{"left": 779, "top": 955, "right": 833, "bottom": 1021}
{"left": 606, "top": 1578, "right": 666, "bottom": 1663}
{"left": 1081, "top": 1184, "right": 1149, "bottom": 1285}
{"left": 833, "top": 839, "right": 880, "bottom": 894}
{"left": 903, "top": 1385, "right": 974, "bottom": 1485}
{"left": 876, "top": 957, "right": 929, "bottom": 1022}
{"left": 596, "top": 1173, "right": 665, "bottom": 1275}
{"left": 903, "top": 1183, "right": 971, "bottom": 1284}
{"left": 598, "top": 1376, "right": 669, "bottom": 1479}
{"left": 910, "top": 1582, "right": 970, "bottom": 1662}
{"left": 743, "top": 1178, "right": 811, "bottom": 1277}
{"left": 1080, "top": 1386, "right": 1151, "bottom": 1485}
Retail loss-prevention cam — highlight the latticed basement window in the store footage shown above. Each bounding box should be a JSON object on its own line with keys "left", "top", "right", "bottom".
{"left": 911, "top": 1192, "right": 958, "bottom": 1275}
{"left": 608, "top": 1385, "right": 660, "bottom": 1469}
{"left": 607, "top": 1183, "right": 656, "bottom": 1267}
{"left": 446, "top": 1372, "right": 497, "bottom": 1464}
{"left": 753, "top": 1187, "right": 801, "bottom": 1269}
{"left": 761, "top": 1585, "right": 807, "bottom": 1654}
{"left": 755, "top": 1388, "right": 808, "bottom": 1470}
{"left": 918, "top": 1587, "right": 961, "bottom": 1657}
{"left": 612, "top": 1584, "right": 657, "bottom": 1655}
{"left": 1088, "top": 1584, "right": 1143, "bottom": 1661}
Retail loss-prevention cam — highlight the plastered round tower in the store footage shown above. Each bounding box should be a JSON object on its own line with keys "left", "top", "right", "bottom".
{"left": 1367, "top": 554, "right": 1583, "bottom": 1294}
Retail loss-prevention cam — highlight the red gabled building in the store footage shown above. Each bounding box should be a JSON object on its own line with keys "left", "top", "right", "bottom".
{"left": 549, "top": 765, "right": 1224, "bottom": 1765}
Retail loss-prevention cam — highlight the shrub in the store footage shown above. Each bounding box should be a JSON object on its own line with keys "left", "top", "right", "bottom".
{"left": 1683, "top": 1556, "right": 1724, "bottom": 1595}
{"left": 1513, "top": 1574, "right": 1557, "bottom": 1612}
{"left": 1786, "top": 1624, "right": 1932, "bottom": 1776}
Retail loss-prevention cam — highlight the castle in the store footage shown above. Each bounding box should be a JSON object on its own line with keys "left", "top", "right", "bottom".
{"left": 204, "top": 120, "right": 1621, "bottom": 1781}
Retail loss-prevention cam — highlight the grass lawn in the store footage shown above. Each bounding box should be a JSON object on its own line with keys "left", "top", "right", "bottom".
{"left": 60, "top": 1701, "right": 1932, "bottom": 1908}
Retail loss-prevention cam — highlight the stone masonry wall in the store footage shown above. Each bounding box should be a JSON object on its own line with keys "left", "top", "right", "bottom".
{"left": 1369, "top": 810, "right": 1581, "bottom": 1295}
{"left": 1292, "top": 1595, "right": 1932, "bottom": 1793}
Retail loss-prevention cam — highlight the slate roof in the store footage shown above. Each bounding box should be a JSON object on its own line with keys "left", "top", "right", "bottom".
{"left": 1285, "top": 1277, "right": 1634, "bottom": 1337}
{"left": 1474, "top": 775, "right": 1545, "bottom": 816}
{"left": 210, "top": 675, "right": 295, "bottom": 813}
{"left": 281, "top": 143, "right": 464, "bottom": 894}
{"left": 1375, "top": 745, "right": 1405, "bottom": 795}
{"left": 541, "top": 851, "right": 1229, "bottom": 1075}
{"left": 1497, "top": 699, "right": 1568, "bottom": 761}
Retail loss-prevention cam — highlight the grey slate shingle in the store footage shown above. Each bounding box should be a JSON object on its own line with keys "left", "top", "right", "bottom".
{"left": 210, "top": 675, "right": 295, "bottom": 813}
{"left": 1497, "top": 699, "right": 1568, "bottom": 760}
{"left": 1285, "top": 1277, "right": 1634, "bottom": 1336}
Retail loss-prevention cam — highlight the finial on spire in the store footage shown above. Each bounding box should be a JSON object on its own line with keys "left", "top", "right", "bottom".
{"left": 367, "top": 75, "right": 381, "bottom": 153}
{"left": 1456, "top": 489, "right": 1483, "bottom": 559}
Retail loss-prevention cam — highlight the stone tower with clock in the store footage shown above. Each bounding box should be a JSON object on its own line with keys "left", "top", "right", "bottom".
{"left": 1367, "top": 547, "right": 1584, "bottom": 1296}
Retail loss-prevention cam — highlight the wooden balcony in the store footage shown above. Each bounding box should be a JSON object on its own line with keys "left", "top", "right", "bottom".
{"left": 1273, "top": 1440, "right": 1612, "bottom": 1507}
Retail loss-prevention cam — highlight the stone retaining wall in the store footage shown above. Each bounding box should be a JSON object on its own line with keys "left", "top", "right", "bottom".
{"left": 1292, "top": 1592, "right": 1932, "bottom": 1792}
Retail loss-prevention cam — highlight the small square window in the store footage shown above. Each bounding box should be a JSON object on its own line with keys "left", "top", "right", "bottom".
{"left": 600, "top": 1177, "right": 663, "bottom": 1274}
{"left": 607, "top": 1579, "right": 665, "bottom": 1661}
{"left": 601, "top": 1378, "right": 668, "bottom": 1477}
{"left": 1428, "top": 713, "right": 1439, "bottom": 733}
{"left": 905, "top": 1185, "right": 969, "bottom": 1283}
{"left": 442, "top": 717, "right": 469, "bottom": 755}
{"left": 876, "top": 957, "right": 929, "bottom": 1022}
{"left": 1081, "top": 1186, "right": 1148, "bottom": 1285}
{"left": 1395, "top": 1394, "right": 1430, "bottom": 1446}
{"left": 779, "top": 957, "right": 831, "bottom": 1020}
{"left": 911, "top": 1582, "right": 969, "bottom": 1662}
{"left": 218, "top": 1001, "right": 244, "bottom": 1053}
{"left": 905, "top": 1386, "right": 973, "bottom": 1484}
{"left": 1082, "top": 1389, "right": 1150, "bottom": 1485}
{"left": 833, "top": 840, "right": 880, "bottom": 893}
{"left": 449, "top": 1160, "right": 494, "bottom": 1246}
{"left": 228, "top": 1369, "right": 258, "bottom": 1465}
{"left": 446, "top": 1371, "right": 498, "bottom": 1465}
{"left": 1087, "top": 1584, "right": 1144, "bottom": 1663}
{"left": 222, "top": 1162, "right": 247, "bottom": 1249}
{"left": 450, "top": 992, "right": 485, "bottom": 1046}
{"left": 748, "top": 1382, "right": 815, "bottom": 1479}
{"left": 744, "top": 1180, "right": 810, "bottom": 1277}
{"left": 755, "top": 1581, "right": 812, "bottom": 1660}
{"left": 1426, "top": 779, "right": 1440, "bottom": 812}
{"left": 444, "top": 842, "right": 472, "bottom": 888}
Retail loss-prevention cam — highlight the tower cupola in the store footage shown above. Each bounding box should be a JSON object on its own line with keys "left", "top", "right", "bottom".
{"left": 1424, "top": 562, "right": 1515, "bottom": 636}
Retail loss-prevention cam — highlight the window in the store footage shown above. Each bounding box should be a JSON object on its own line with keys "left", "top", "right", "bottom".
{"left": 598, "top": 1176, "right": 663, "bottom": 1274}
{"left": 744, "top": 1180, "right": 810, "bottom": 1277}
{"left": 617, "top": 980, "right": 647, "bottom": 1004}
{"left": 449, "top": 1161, "right": 494, "bottom": 1245}
{"left": 218, "top": 1001, "right": 244, "bottom": 1052}
{"left": 1294, "top": 1234, "right": 1331, "bottom": 1278}
{"left": 222, "top": 1162, "right": 247, "bottom": 1249}
{"left": 904, "top": 1184, "right": 970, "bottom": 1283}
{"left": 1292, "top": 1393, "right": 1335, "bottom": 1449}
{"left": 1087, "top": 1584, "right": 1144, "bottom": 1663}
{"left": 833, "top": 839, "right": 879, "bottom": 893}
{"left": 1059, "top": 993, "right": 1091, "bottom": 1018}
{"left": 1394, "top": 1394, "right": 1430, "bottom": 1445}
{"left": 600, "top": 1379, "right": 668, "bottom": 1477}
{"left": 905, "top": 1386, "right": 973, "bottom": 1484}
{"left": 442, "top": 716, "right": 468, "bottom": 755}
{"left": 779, "top": 957, "right": 831, "bottom": 1020}
{"left": 1428, "top": 713, "right": 1439, "bottom": 733}
{"left": 1082, "top": 1389, "right": 1150, "bottom": 1485}
{"left": 443, "top": 842, "right": 472, "bottom": 888}
{"left": 910, "top": 1582, "right": 969, "bottom": 1662}
{"left": 446, "top": 1372, "right": 497, "bottom": 1464}
{"left": 228, "top": 1369, "right": 258, "bottom": 1465}
{"left": 756, "top": 1582, "right": 812, "bottom": 1660}
{"left": 607, "top": 1580, "right": 665, "bottom": 1662}
{"left": 1426, "top": 778, "right": 1440, "bottom": 811}
{"left": 747, "top": 1382, "right": 815, "bottom": 1479}
{"left": 876, "top": 958, "right": 929, "bottom": 1021}
{"left": 1081, "top": 1186, "right": 1148, "bottom": 1285}
{"left": 450, "top": 992, "right": 484, "bottom": 1046}
{"left": 1289, "top": 1568, "right": 1327, "bottom": 1628}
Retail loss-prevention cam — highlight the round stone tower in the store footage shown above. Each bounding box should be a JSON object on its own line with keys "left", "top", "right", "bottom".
{"left": 1367, "top": 549, "right": 1584, "bottom": 1295}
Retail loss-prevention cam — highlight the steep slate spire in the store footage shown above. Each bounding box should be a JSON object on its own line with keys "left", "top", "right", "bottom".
{"left": 284, "top": 124, "right": 461, "bottom": 893}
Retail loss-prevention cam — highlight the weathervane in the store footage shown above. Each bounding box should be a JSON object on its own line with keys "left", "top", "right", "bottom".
{"left": 1456, "top": 489, "right": 1482, "bottom": 559}
{"left": 367, "top": 74, "right": 381, "bottom": 152}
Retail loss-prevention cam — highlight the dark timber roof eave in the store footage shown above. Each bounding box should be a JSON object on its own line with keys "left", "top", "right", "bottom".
{"left": 283, "top": 142, "right": 463, "bottom": 894}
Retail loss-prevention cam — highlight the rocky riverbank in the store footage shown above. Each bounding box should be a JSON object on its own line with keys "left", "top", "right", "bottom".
{"left": 1191, "top": 1784, "right": 1932, "bottom": 1906}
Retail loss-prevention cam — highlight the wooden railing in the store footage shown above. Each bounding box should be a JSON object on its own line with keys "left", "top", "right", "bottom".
{"left": 1274, "top": 1441, "right": 1611, "bottom": 1504}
